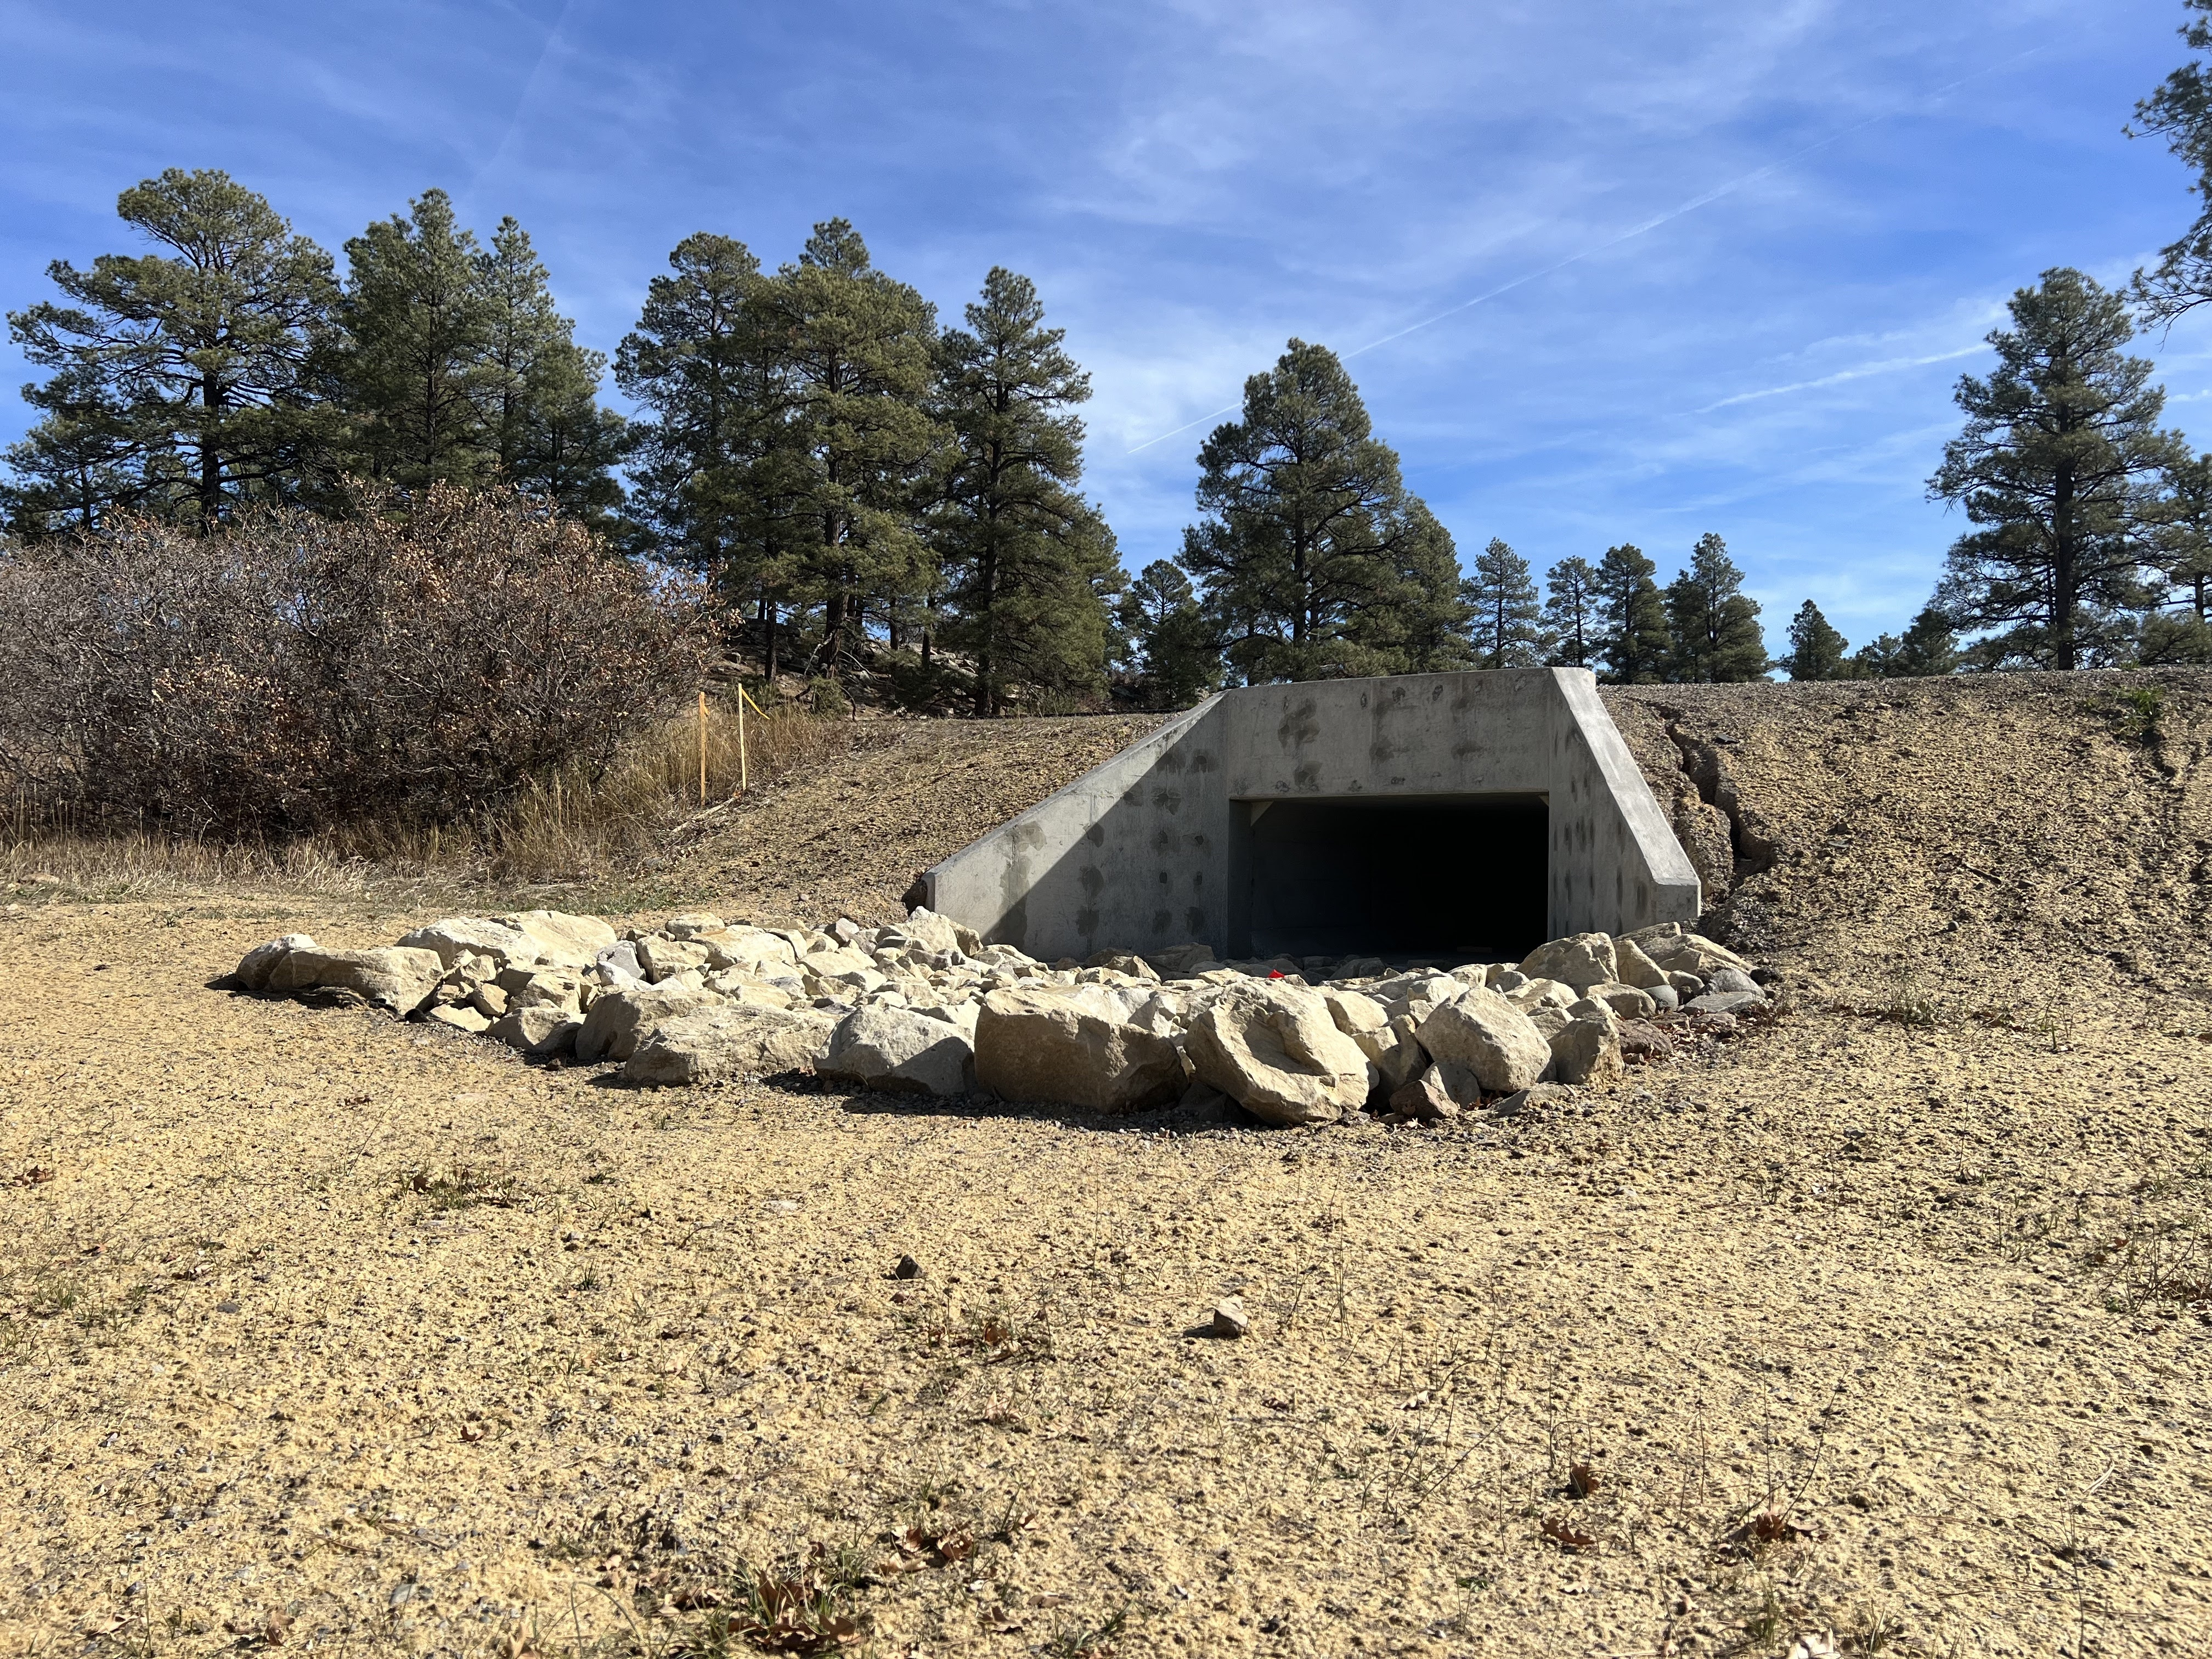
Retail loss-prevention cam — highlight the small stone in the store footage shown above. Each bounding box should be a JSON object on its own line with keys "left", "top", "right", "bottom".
{"left": 1490, "top": 1082, "right": 1578, "bottom": 1119}
{"left": 1685, "top": 990, "right": 1767, "bottom": 1015}
{"left": 893, "top": 1254, "right": 923, "bottom": 1280}
{"left": 1617, "top": 1018, "right": 1675, "bottom": 1062}
{"left": 1387, "top": 1066, "right": 1462, "bottom": 1122}
{"left": 1210, "top": 1297, "right": 1250, "bottom": 1339}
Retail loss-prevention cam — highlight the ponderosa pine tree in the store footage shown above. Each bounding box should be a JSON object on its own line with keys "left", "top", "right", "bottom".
{"left": 2152, "top": 451, "right": 2212, "bottom": 622}
{"left": 1464, "top": 537, "right": 1549, "bottom": 668}
{"left": 1594, "top": 543, "right": 1672, "bottom": 682}
{"left": 1179, "top": 340, "right": 1443, "bottom": 683}
{"left": 1542, "top": 555, "right": 1600, "bottom": 667}
{"left": 751, "top": 220, "right": 940, "bottom": 676}
{"left": 340, "top": 189, "right": 497, "bottom": 488}
{"left": 0, "top": 364, "right": 142, "bottom": 536}
{"left": 614, "top": 233, "right": 806, "bottom": 661}
{"left": 1118, "top": 559, "right": 1222, "bottom": 708}
{"left": 1778, "top": 599, "right": 1850, "bottom": 680}
{"left": 1852, "top": 604, "right": 1961, "bottom": 677}
{"left": 476, "top": 217, "right": 626, "bottom": 524}
{"left": 933, "top": 268, "right": 1115, "bottom": 715}
{"left": 2130, "top": 1, "right": 2212, "bottom": 324}
{"left": 4, "top": 168, "right": 340, "bottom": 533}
{"left": 1929, "top": 268, "right": 2184, "bottom": 670}
{"left": 1664, "top": 534, "right": 1768, "bottom": 681}
{"left": 2142, "top": 451, "right": 2212, "bottom": 661}
{"left": 341, "top": 193, "right": 625, "bottom": 511}
{"left": 1380, "top": 501, "right": 1475, "bottom": 672}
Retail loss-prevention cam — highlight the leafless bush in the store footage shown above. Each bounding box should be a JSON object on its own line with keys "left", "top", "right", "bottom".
{"left": 0, "top": 485, "right": 704, "bottom": 838}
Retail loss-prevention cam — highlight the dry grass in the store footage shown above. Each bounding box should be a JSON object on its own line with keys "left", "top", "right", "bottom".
{"left": 2, "top": 698, "right": 851, "bottom": 900}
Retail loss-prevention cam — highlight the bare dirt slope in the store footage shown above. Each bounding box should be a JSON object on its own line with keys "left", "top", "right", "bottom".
{"left": 1609, "top": 672, "right": 2212, "bottom": 998}
{"left": 3, "top": 674, "right": 2210, "bottom": 1659}
{"left": 656, "top": 715, "right": 1168, "bottom": 930}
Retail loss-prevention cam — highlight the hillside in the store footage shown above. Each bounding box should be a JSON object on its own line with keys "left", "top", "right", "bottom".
{"left": 2, "top": 670, "right": 2207, "bottom": 1659}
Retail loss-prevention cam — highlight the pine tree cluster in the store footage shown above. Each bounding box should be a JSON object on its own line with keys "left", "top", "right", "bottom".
{"left": 3, "top": 173, "right": 1122, "bottom": 714}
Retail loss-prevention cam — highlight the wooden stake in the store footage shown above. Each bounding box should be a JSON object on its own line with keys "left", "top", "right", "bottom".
{"left": 738, "top": 688, "right": 749, "bottom": 792}
{"left": 698, "top": 689, "right": 708, "bottom": 803}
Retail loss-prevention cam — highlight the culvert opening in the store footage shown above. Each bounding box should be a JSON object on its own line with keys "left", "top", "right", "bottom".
{"left": 1236, "top": 793, "right": 1549, "bottom": 963}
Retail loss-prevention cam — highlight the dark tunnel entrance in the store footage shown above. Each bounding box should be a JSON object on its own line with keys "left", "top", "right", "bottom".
{"left": 1235, "top": 793, "right": 1549, "bottom": 963}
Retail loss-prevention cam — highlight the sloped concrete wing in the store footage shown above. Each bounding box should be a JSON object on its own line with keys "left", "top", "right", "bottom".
{"left": 917, "top": 668, "right": 1700, "bottom": 963}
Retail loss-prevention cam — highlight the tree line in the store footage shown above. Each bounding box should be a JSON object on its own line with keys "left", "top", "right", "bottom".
{"left": 19, "top": 0, "right": 2212, "bottom": 727}
{"left": 1109, "top": 337, "right": 1777, "bottom": 704}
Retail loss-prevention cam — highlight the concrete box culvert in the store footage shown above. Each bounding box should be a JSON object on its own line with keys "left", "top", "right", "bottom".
{"left": 916, "top": 668, "right": 1702, "bottom": 966}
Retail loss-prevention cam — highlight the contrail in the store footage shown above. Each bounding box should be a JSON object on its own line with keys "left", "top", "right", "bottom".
{"left": 1694, "top": 342, "right": 1988, "bottom": 414}
{"left": 1123, "top": 44, "right": 2046, "bottom": 458}
{"left": 466, "top": 0, "right": 582, "bottom": 202}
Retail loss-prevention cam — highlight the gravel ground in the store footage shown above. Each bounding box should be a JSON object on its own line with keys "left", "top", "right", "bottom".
{"left": 2, "top": 675, "right": 2210, "bottom": 1658}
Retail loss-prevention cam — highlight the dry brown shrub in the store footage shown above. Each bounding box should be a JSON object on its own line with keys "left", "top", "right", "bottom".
{"left": 0, "top": 483, "right": 705, "bottom": 839}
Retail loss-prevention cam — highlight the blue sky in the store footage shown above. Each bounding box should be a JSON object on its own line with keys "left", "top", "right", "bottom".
{"left": 3, "top": 0, "right": 2209, "bottom": 650}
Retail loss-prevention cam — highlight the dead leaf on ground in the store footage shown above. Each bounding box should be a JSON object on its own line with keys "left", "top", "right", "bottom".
{"left": 887, "top": 1524, "right": 977, "bottom": 1570}
{"left": 1567, "top": 1460, "right": 1600, "bottom": 1500}
{"left": 1732, "top": 1508, "right": 1814, "bottom": 1549}
{"left": 1541, "top": 1516, "right": 1596, "bottom": 1553}
{"left": 12, "top": 1166, "right": 56, "bottom": 1187}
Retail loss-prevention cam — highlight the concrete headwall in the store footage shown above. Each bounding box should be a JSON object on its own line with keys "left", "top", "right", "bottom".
{"left": 918, "top": 668, "right": 1700, "bottom": 962}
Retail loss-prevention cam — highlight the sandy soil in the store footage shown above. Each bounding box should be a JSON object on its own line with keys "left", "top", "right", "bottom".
{"left": 3, "top": 676, "right": 2211, "bottom": 1658}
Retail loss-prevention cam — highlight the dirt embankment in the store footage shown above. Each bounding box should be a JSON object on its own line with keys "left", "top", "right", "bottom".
{"left": 1607, "top": 672, "right": 2212, "bottom": 998}
{"left": 2, "top": 673, "right": 2209, "bottom": 1659}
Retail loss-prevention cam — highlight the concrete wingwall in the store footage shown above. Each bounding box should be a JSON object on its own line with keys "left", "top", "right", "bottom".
{"left": 918, "top": 668, "right": 1701, "bottom": 963}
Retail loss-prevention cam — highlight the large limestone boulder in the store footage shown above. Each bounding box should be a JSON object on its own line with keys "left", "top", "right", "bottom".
{"left": 235, "top": 934, "right": 315, "bottom": 992}
{"left": 396, "top": 917, "right": 541, "bottom": 971}
{"left": 623, "top": 1005, "right": 837, "bottom": 1086}
{"left": 1184, "top": 981, "right": 1370, "bottom": 1127}
{"left": 1582, "top": 981, "right": 1656, "bottom": 1020}
{"left": 1612, "top": 936, "right": 1671, "bottom": 991}
{"left": 898, "top": 907, "right": 964, "bottom": 956}
{"left": 1323, "top": 989, "right": 1424, "bottom": 1094}
{"left": 1414, "top": 987, "right": 1551, "bottom": 1094}
{"left": 1549, "top": 1015, "right": 1623, "bottom": 1086}
{"left": 509, "top": 968, "right": 588, "bottom": 1016}
{"left": 497, "top": 910, "right": 618, "bottom": 968}
{"left": 265, "top": 945, "right": 446, "bottom": 1017}
{"left": 698, "top": 927, "right": 801, "bottom": 974}
{"left": 1519, "top": 933, "right": 1619, "bottom": 994}
{"left": 574, "top": 980, "right": 721, "bottom": 1064}
{"left": 1636, "top": 929, "right": 1752, "bottom": 978}
{"left": 488, "top": 1005, "right": 581, "bottom": 1057}
{"left": 973, "top": 990, "right": 1185, "bottom": 1114}
{"left": 637, "top": 935, "right": 714, "bottom": 982}
{"left": 818, "top": 1003, "right": 975, "bottom": 1097}
{"left": 1504, "top": 977, "right": 1577, "bottom": 1013}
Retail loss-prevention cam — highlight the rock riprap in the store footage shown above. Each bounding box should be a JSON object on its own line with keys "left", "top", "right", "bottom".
{"left": 233, "top": 913, "right": 1777, "bottom": 1120}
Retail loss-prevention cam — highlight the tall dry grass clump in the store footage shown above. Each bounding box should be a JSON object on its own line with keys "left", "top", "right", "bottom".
{"left": 442, "top": 696, "right": 851, "bottom": 881}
